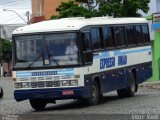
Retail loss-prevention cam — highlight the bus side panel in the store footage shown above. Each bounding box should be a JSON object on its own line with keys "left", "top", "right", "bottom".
{"left": 84, "top": 62, "right": 152, "bottom": 95}
{"left": 84, "top": 68, "right": 130, "bottom": 94}
{"left": 104, "top": 68, "right": 130, "bottom": 92}
{"left": 104, "top": 62, "right": 152, "bottom": 93}
{"left": 135, "top": 62, "right": 152, "bottom": 84}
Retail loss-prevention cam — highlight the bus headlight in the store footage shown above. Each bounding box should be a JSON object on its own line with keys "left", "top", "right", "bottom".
{"left": 62, "top": 80, "right": 78, "bottom": 86}
{"left": 70, "top": 80, "right": 78, "bottom": 86}
{"left": 62, "top": 81, "right": 70, "bottom": 86}
{"left": 14, "top": 83, "right": 22, "bottom": 88}
{"left": 22, "top": 82, "right": 30, "bottom": 88}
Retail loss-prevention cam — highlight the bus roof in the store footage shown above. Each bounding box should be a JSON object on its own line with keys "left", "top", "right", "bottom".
{"left": 13, "top": 17, "right": 148, "bottom": 35}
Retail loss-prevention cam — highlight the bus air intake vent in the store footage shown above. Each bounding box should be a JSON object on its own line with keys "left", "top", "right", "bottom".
{"left": 46, "top": 76, "right": 53, "bottom": 81}
{"left": 46, "top": 81, "right": 54, "bottom": 87}
{"left": 30, "top": 77, "right": 37, "bottom": 81}
{"left": 38, "top": 77, "right": 45, "bottom": 81}
{"left": 61, "top": 76, "right": 72, "bottom": 79}
{"left": 38, "top": 82, "right": 45, "bottom": 88}
{"left": 31, "top": 82, "right": 38, "bottom": 88}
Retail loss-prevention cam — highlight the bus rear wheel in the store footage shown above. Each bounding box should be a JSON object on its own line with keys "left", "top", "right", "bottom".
{"left": 29, "top": 99, "right": 46, "bottom": 110}
{"left": 117, "top": 72, "right": 136, "bottom": 98}
{"left": 85, "top": 81, "right": 100, "bottom": 105}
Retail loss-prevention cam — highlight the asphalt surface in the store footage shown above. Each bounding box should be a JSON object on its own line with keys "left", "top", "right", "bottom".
{"left": 0, "top": 77, "right": 160, "bottom": 120}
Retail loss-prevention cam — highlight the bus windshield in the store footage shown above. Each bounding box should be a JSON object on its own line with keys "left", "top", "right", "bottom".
{"left": 14, "top": 33, "right": 80, "bottom": 68}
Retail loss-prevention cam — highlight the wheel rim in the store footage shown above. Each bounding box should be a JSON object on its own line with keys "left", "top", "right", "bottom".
{"left": 131, "top": 75, "right": 135, "bottom": 92}
{"left": 91, "top": 84, "right": 97, "bottom": 101}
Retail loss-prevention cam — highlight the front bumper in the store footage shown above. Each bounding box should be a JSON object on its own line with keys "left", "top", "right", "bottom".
{"left": 14, "top": 87, "right": 91, "bottom": 101}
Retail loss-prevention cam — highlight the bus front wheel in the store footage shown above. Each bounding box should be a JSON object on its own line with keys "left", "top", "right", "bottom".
{"left": 117, "top": 72, "right": 136, "bottom": 98}
{"left": 85, "top": 81, "right": 100, "bottom": 105}
{"left": 29, "top": 99, "right": 46, "bottom": 110}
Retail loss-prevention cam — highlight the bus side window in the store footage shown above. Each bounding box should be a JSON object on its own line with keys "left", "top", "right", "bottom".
{"left": 141, "top": 25, "right": 150, "bottom": 44}
{"left": 81, "top": 32, "right": 93, "bottom": 64}
{"left": 81, "top": 32, "right": 91, "bottom": 51}
{"left": 90, "top": 28, "right": 102, "bottom": 50}
{"left": 125, "top": 25, "right": 137, "bottom": 46}
{"left": 114, "top": 26, "right": 126, "bottom": 47}
{"left": 135, "top": 25, "right": 143, "bottom": 45}
{"left": 103, "top": 27, "right": 115, "bottom": 49}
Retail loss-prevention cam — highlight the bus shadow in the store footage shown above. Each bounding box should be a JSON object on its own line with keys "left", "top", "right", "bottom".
{"left": 34, "top": 93, "right": 132, "bottom": 112}
{"left": 44, "top": 100, "right": 89, "bottom": 111}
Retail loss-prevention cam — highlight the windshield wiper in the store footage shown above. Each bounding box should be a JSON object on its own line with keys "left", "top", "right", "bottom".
{"left": 27, "top": 53, "right": 43, "bottom": 68}
{"left": 18, "top": 59, "right": 27, "bottom": 62}
{"left": 46, "top": 44, "right": 58, "bottom": 65}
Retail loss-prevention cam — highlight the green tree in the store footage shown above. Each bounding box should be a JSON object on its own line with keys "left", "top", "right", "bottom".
{"left": 98, "top": 0, "right": 124, "bottom": 17}
{"left": 99, "top": 0, "right": 150, "bottom": 17}
{"left": 1, "top": 39, "right": 12, "bottom": 62}
{"left": 51, "top": 0, "right": 97, "bottom": 19}
{"left": 50, "top": 0, "right": 150, "bottom": 19}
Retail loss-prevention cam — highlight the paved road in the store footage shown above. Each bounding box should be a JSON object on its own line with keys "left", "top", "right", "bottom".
{"left": 0, "top": 77, "right": 160, "bottom": 120}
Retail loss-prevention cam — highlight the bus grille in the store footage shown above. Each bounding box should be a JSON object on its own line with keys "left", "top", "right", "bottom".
{"left": 16, "top": 76, "right": 77, "bottom": 89}
{"left": 30, "top": 81, "right": 61, "bottom": 88}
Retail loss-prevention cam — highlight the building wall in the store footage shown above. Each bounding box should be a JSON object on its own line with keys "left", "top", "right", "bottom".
{"left": 31, "top": 0, "right": 45, "bottom": 23}
{"left": 32, "top": 0, "right": 68, "bottom": 22}
{"left": 44, "top": 0, "right": 68, "bottom": 20}
{"left": 32, "top": 0, "right": 44, "bottom": 17}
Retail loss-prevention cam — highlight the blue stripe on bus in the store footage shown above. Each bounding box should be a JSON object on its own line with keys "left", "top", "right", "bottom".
{"left": 94, "top": 52, "right": 110, "bottom": 59}
{"left": 94, "top": 48, "right": 151, "bottom": 59}
{"left": 16, "top": 68, "right": 74, "bottom": 78}
{"left": 114, "top": 48, "right": 151, "bottom": 56}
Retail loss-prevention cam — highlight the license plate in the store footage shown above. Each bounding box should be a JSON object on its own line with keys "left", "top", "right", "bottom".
{"left": 62, "top": 90, "right": 74, "bottom": 95}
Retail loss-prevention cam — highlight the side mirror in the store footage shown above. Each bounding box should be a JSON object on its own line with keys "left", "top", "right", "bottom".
{"left": 83, "top": 50, "right": 93, "bottom": 65}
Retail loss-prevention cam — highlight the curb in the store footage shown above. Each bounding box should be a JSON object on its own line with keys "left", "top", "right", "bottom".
{"left": 140, "top": 81, "right": 160, "bottom": 89}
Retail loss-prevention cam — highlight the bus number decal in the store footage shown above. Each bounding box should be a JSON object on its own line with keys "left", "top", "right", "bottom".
{"left": 100, "top": 57, "right": 115, "bottom": 69}
{"left": 118, "top": 55, "right": 127, "bottom": 66}
{"left": 100, "top": 55, "right": 127, "bottom": 70}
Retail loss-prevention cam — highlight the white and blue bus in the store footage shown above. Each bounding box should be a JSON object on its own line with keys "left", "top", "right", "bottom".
{"left": 12, "top": 17, "right": 152, "bottom": 110}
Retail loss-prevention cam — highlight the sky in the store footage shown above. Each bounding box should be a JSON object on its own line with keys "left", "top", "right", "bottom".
{"left": 0, "top": 0, "right": 31, "bottom": 24}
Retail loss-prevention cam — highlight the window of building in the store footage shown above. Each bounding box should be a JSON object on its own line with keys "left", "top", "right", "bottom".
{"left": 90, "top": 28, "right": 102, "bottom": 50}
{"left": 103, "top": 27, "right": 115, "bottom": 49}
{"left": 125, "top": 25, "right": 137, "bottom": 46}
{"left": 114, "top": 26, "right": 126, "bottom": 47}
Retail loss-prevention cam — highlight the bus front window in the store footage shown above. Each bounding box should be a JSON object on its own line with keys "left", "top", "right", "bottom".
{"left": 46, "top": 33, "right": 79, "bottom": 66}
{"left": 14, "top": 33, "right": 80, "bottom": 68}
{"left": 15, "top": 35, "right": 43, "bottom": 68}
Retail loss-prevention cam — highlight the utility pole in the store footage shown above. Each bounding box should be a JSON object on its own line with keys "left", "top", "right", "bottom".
{"left": 26, "top": 11, "right": 30, "bottom": 24}
{"left": 3, "top": 9, "right": 29, "bottom": 24}
{"left": 0, "top": 26, "right": 3, "bottom": 77}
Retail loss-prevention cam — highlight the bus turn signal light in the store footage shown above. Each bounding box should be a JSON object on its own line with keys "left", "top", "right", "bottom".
{"left": 13, "top": 78, "right": 16, "bottom": 82}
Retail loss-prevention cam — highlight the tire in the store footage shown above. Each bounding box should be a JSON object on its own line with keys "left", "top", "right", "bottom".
{"left": 85, "top": 81, "right": 100, "bottom": 105}
{"left": 0, "top": 87, "right": 3, "bottom": 98}
{"left": 29, "top": 99, "right": 46, "bottom": 110}
{"left": 117, "top": 72, "right": 136, "bottom": 98}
